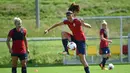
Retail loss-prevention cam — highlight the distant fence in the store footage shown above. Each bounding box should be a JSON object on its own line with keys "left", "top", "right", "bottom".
{"left": 0, "top": 36, "right": 128, "bottom": 42}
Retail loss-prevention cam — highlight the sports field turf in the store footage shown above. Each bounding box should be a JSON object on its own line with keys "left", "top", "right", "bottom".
{"left": 0, "top": 64, "right": 130, "bottom": 73}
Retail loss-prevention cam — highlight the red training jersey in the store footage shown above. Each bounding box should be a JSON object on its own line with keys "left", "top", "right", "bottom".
{"left": 63, "top": 18, "right": 86, "bottom": 41}
{"left": 100, "top": 29, "right": 108, "bottom": 48}
{"left": 8, "top": 28, "right": 27, "bottom": 54}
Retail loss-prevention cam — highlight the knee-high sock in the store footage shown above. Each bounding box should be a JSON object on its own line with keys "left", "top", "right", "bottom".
{"left": 84, "top": 67, "right": 90, "bottom": 73}
{"left": 62, "top": 39, "right": 68, "bottom": 53}
{"left": 12, "top": 67, "right": 17, "bottom": 73}
{"left": 101, "top": 58, "right": 107, "bottom": 67}
{"left": 22, "top": 67, "right": 27, "bottom": 73}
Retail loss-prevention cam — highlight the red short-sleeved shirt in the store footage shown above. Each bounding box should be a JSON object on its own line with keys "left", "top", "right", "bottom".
{"left": 100, "top": 29, "right": 108, "bottom": 48}
{"left": 8, "top": 28, "right": 27, "bottom": 54}
{"left": 63, "top": 18, "right": 86, "bottom": 41}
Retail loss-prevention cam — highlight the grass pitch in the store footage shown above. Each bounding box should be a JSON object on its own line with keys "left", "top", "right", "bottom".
{"left": 0, "top": 64, "right": 130, "bottom": 73}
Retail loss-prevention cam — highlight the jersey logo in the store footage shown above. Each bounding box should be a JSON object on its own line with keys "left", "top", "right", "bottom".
{"left": 73, "top": 23, "right": 76, "bottom": 27}
{"left": 20, "top": 28, "right": 24, "bottom": 33}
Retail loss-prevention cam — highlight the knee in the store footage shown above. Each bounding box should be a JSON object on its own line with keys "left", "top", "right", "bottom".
{"left": 21, "top": 61, "right": 27, "bottom": 67}
{"left": 22, "top": 63, "right": 27, "bottom": 67}
{"left": 61, "top": 31, "right": 69, "bottom": 39}
{"left": 103, "top": 54, "right": 111, "bottom": 58}
{"left": 78, "top": 54, "right": 85, "bottom": 59}
{"left": 61, "top": 31, "right": 67, "bottom": 36}
{"left": 107, "top": 53, "right": 111, "bottom": 57}
{"left": 12, "top": 64, "right": 17, "bottom": 67}
{"left": 78, "top": 54, "right": 88, "bottom": 67}
{"left": 12, "top": 61, "right": 17, "bottom": 67}
{"left": 78, "top": 54, "right": 82, "bottom": 57}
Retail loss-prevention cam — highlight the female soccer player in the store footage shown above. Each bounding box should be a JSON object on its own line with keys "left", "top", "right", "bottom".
{"left": 6, "top": 17, "right": 29, "bottom": 73}
{"left": 99, "top": 20, "right": 112, "bottom": 70}
{"left": 44, "top": 11, "right": 90, "bottom": 73}
{"left": 61, "top": 3, "right": 91, "bottom": 54}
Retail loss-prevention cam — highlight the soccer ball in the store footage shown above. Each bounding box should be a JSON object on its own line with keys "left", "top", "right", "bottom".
{"left": 108, "top": 63, "right": 114, "bottom": 70}
{"left": 67, "top": 42, "right": 77, "bottom": 50}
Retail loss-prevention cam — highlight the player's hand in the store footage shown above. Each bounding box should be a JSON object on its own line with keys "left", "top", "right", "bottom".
{"left": 9, "top": 49, "right": 12, "bottom": 53}
{"left": 27, "top": 49, "right": 30, "bottom": 54}
{"left": 44, "top": 29, "right": 49, "bottom": 34}
{"left": 108, "top": 40, "right": 112, "bottom": 43}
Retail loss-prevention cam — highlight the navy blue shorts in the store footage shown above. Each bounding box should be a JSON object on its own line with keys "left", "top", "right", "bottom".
{"left": 71, "top": 35, "right": 86, "bottom": 55}
{"left": 101, "top": 47, "right": 110, "bottom": 54}
{"left": 11, "top": 53, "right": 28, "bottom": 61}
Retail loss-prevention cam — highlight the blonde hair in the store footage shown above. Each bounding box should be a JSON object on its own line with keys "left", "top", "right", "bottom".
{"left": 101, "top": 20, "right": 107, "bottom": 25}
{"left": 101, "top": 20, "right": 109, "bottom": 37}
{"left": 14, "top": 17, "right": 22, "bottom": 26}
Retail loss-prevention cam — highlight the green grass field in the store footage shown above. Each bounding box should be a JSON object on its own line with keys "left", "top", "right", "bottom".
{"left": 0, "top": 65, "right": 130, "bottom": 73}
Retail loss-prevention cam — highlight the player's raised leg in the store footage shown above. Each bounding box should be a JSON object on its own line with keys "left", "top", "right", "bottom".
{"left": 61, "top": 31, "right": 71, "bottom": 54}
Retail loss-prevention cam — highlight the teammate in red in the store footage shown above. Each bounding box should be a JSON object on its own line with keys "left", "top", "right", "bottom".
{"left": 44, "top": 11, "right": 91, "bottom": 73}
{"left": 6, "top": 17, "right": 29, "bottom": 73}
{"left": 99, "top": 20, "right": 112, "bottom": 70}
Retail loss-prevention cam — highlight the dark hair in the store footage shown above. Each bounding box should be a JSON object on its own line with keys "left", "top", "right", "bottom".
{"left": 68, "top": 3, "right": 80, "bottom": 12}
{"left": 66, "top": 11, "right": 73, "bottom": 15}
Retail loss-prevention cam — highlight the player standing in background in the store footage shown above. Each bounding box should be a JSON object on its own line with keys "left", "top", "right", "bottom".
{"left": 6, "top": 17, "right": 29, "bottom": 73}
{"left": 44, "top": 11, "right": 90, "bottom": 73}
{"left": 61, "top": 3, "right": 91, "bottom": 54}
{"left": 99, "top": 20, "right": 112, "bottom": 70}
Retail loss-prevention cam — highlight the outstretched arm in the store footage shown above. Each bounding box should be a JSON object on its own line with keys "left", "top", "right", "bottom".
{"left": 82, "top": 23, "right": 91, "bottom": 28}
{"left": 80, "top": 19, "right": 91, "bottom": 28}
{"left": 44, "top": 22, "right": 64, "bottom": 34}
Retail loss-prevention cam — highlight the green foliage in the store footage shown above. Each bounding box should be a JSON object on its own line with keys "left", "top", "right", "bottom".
{"left": 0, "top": 39, "right": 127, "bottom": 66}
{"left": 0, "top": 0, "right": 130, "bottom": 37}
{"left": 27, "top": 41, "right": 63, "bottom": 64}
{"left": 0, "top": 41, "right": 64, "bottom": 66}
{"left": 1, "top": 0, "right": 130, "bottom": 18}
{"left": 0, "top": 55, "right": 11, "bottom": 65}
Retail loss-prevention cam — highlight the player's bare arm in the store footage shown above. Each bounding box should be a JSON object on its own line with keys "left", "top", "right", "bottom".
{"left": 6, "top": 36, "right": 12, "bottom": 53}
{"left": 24, "top": 36, "right": 29, "bottom": 53}
{"left": 44, "top": 22, "right": 64, "bottom": 34}
{"left": 100, "top": 34, "right": 112, "bottom": 43}
{"left": 80, "top": 19, "right": 91, "bottom": 28}
{"left": 82, "top": 23, "right": 91, "bottom": 28}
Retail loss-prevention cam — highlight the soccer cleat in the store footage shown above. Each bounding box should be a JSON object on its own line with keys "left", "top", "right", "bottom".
{"left": 99, "top": 64, "right": 103, "bottom": 69}
{"left": 102, "top": 68, "right": 108, "bottom": 70}
{"left": 62, "top": 51, "right": 68, "bottom": 55}
{"left": 99, "top": 64, "right": 108, "bottom": 70}
{"left": 58, "top": 51, "right": 68, "bottom": 55}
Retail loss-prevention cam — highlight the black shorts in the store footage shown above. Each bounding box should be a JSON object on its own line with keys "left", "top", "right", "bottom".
{"left": 11, "top": 53, "right": 28, "bottom": 61}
